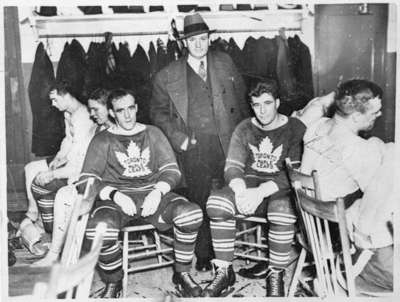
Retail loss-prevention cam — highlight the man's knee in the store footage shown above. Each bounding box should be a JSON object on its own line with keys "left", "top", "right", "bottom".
{"left": 206, "top": 191, "right": 235, "bottom": 221}
{"left": 25, "top": 160, "right": 47, "bottom": 179}
{"left": 267, "top": 198, "right": 297, "bottom": 226}
{"left": 86, "top": 207, "right": 121, "bottom": 242}
{"left": 31, "top": 179, "right": 45, "bottom": 200}
{"left": 172, "top": 200, "right": 203, "bottom": 232}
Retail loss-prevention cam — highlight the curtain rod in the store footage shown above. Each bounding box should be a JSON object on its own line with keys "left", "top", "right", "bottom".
{"left": 38, "top": 27, "right": 301, "bottom": 39}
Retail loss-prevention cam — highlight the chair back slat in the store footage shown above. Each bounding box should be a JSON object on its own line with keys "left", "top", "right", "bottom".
{"left": 294, "top": 187, "right": 338, "bottom": 222}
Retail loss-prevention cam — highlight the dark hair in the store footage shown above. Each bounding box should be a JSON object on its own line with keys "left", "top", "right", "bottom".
{"left": 248, "top": 79, "right": 279, "bottom": 100}
{"left": 88, "top": 88, "right": 110, "bottom": 106}
{"left": 107, "top": 88, "right": 136, "bottom": 110}
{"left": 335, "top": 79, "right": 383, "bottom": 116}
{"left": 49, "top": 80, "right": 78, "bottom": 99}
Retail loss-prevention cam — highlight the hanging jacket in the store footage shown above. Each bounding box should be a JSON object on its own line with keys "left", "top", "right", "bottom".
{"left": 148, "top": 41, "right": 157, "bottom": 79}
{"left": 28, "top": 42, "right": 64, "bottom": 156}
{"left": 167, "top": 39, "right": 181, "bottom": 63}
{"left": 129, "top": 44, "right": 151, "bottom": 124}
{"left": 241, "top": 36, "right": 258, "bottom": 78}
{"left": 256, "top": 37, "right": 278, "bottom": 81}
{"left": 82, "top": 42, "right": 104, "bottom": 99}
{"left": 210, "top": 37, "right": 230, "bottom": 53}
{"left": 276, "top": 35, "right": 298, "bottom": 116}
{"left": 114, "top": 42, "right": 132, "bottom": 89}
{"left": 56, "top": 39, "right": 87, "bottom": 103}
{"left": 156, "top": 38, "right": 168, "bottom": 72}
{"left": 288, "top": 35, "right": 314, "bottom": 104}
{"left": 227, "top": 38, "right": 245, "bottom": 75}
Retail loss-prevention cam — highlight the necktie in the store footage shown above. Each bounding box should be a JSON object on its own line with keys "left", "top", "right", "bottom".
{"left": 198, "top": 60, "right": 207, "bottom": 82}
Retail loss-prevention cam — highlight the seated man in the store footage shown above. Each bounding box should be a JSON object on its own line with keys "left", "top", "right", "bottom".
{"left": 203, "top": 79, "right": 306, "bottom": 297}
{"left": 25, "top": 81, "right": 96, "bottom": 248}
{"left": 301, "top": 79, "right": 383, "bottom": 205}
{"left": 238, "top": 89, "right": 337, "bottom": 280}
{"left": 88, "top": 88, "right": 114, "bottom": 132}
{"left": 78, "top": 89, "right": 203, "bottom": 298}
{"left": 301, "top": 79, "right": 393, "bottom": 292}
{"left": 32, "top": 88, "right": 114, "bottom": 266}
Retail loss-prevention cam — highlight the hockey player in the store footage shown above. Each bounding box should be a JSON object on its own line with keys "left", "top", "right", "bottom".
{"left": 203, "top": 79, "right": 306, "bottom": 297}
{"left": 79, "top": 89, "right": 203, "bottom": 298}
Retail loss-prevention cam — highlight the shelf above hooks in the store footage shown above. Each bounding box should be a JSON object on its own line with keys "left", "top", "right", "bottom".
{"left": 22, "top": 9, "right": 307, "bottom": 41}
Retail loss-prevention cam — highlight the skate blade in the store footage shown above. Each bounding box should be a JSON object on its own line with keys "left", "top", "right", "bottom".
{"left": 174, "top": 284, "right": 202, "bottom": 298}
{"left": 219, "top": 286, "right": 235, "bottom": 297}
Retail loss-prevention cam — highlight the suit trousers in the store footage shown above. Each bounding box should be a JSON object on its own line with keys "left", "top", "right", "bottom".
{"left": 181, "top": 133, "right": 225, "bottom": 262}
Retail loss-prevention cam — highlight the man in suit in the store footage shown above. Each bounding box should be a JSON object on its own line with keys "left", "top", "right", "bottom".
{"left": 151, "top": 13, "right": 249, "bottom": 271}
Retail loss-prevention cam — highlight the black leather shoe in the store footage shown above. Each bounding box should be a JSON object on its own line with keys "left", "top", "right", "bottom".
{"left": 238, "top": 261, "right": 269, "bottom": 279}
{"left": 172, "top": 271, "right": 202, "bottom": 297}
{"left": 100, "top": 280, "right": 122, "bottom": 298}
{"left": 202, "top": 264, "right": 236, "bottom": 297}
{"left": 266, "top": 268, "right": 285, "bottom": 297}
{"left": 195, "top": 258, "right": 212, "bottom": 271}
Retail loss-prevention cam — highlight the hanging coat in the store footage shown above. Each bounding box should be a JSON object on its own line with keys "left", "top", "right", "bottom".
{"left": 28, "top": 42, "right": 64, "bottom": 156}
{"left": 288, "top": 35, "right": 314, "bottom": 104}
{"left": 241, "top": 36, "right": 258, "bottom": 78}
{"left": 148, "top": 41, "right": 157, "bottom": 79}
{"left": 56, "top": 39, "right": 87, "bottom": 103}
{"left": 114, "top": 42, "right": 133, "bottom": 89}
{"left": 82, "top": 42, "right": 104, "bottom": 99}
{"left": 256, "top": 37, "right": 278, "bottom": 81}
{"left": 210, "top": 37, "right": 230, "bottom": 53}
{"left": 129, "top": 44, "right": 151, "bottom": 124}
{"left": 156, "top": 38, "right": 168, "bottom": 72}
{"left": 167, "top": 39, "right": 181, "bottom": 63}
{"left": 276, "top": 35, "right": 297, "bottom": 115}
{"left": 100, "top": 41, "right": 121, "bottom": 90}
{"left": 227, "top": 38, "right": 245, "bottom": 75}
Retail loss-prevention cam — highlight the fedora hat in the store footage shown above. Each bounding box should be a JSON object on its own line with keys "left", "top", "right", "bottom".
{"left": 181, "top": 13, "right": 216, "bottom": 39}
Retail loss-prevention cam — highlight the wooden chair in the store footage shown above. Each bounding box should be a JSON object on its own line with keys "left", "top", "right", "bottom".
{"left": 60, "top": 177, "right": 97, "bottom": 267}
{"left": 285, "top": 158, "right": 320, "bottom": 296}
{"left": 121, "top": 224, "right": 174, "bottom": 298}
{"left": 292, "top": 180, "right": 356, "bottom": 297}
{"left": 33, "top": 223, "right": 106, "bottom": 298}
{"left": 234, "top": 215, "right": 268, "bottom": 263}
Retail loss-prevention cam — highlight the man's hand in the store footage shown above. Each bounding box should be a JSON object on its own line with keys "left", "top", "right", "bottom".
{"left": 35, "top": 170, "right": 55, "bottom": 186}
{"left": 141, "top": 189, "right": 162, "bottom": 217}
{"left": 236, "top": 187, "right": 265, "bottom": 215}
{"left": 114, "top": 191, "right": 137, "bottom": 216}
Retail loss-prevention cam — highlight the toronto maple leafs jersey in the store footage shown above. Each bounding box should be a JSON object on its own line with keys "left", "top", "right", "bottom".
{"left": 79, "top": 124, "right": 181, "bottom": 193}
{"left": 225, "top": 117, "right": 306, "bottom": 191}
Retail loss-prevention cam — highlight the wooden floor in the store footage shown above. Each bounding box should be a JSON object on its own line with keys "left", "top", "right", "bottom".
{"left": 8, "top": 244, "right": 301, "bottom": 298}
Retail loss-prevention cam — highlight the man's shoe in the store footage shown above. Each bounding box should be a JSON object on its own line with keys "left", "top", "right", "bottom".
{"left": 195, "top": 258, "right": 212, "bottom": 271}
{"left": 238, "top": 261, "right": 269, "bottom": 279}
{"left": 100, "top": 280, "right": 122, "bottom": 298}
{"left": 172, "top": 272, "right": 202, "bottom": 297}
{"left": 266, "top": 267, "right": 285, "bottom": 297}
{"left": 202, "top": 264, "right": 236, "bottom": 297}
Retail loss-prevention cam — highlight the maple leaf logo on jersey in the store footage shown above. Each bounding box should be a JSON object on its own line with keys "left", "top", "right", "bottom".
{"left": 249, "top": 137, "right": 282, "bottom": 173}
{"left": 115, "top": 141, "right": 151, "bottom": 177}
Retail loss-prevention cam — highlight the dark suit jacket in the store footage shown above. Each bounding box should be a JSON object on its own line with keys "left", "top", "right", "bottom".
{"left": 150, "top": 50, "right": 249, "bottom": 155}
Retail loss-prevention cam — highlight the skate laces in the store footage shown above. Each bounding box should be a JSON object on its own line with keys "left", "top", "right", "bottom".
{"left": 208, "top": 267, "right": 227, "bottom": 289}
{"left": 267, "top": 269, "right": 282, "bottom": 294}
